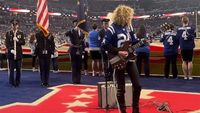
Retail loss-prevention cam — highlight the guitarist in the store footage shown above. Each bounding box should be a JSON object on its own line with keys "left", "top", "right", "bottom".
{"left": 103, "top": 5, "right": 141, "bottom": 113}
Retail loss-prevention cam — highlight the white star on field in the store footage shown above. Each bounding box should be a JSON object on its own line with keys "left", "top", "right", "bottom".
{"left": 71, "top": 93, "right": 95, "bottom": 99}
{"left": 64, "top": 109, "right": 87, "bottom": 113}
{"left": 63, "top": 100, "right": 91, "bottom": 108}
{"left": 81, "top": 88, "right": 97, "bottom": 93}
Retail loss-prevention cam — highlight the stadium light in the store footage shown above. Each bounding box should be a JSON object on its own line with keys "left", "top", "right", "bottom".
{"left": 134, "top": 15, "right": 150, "bottom": 19}
{"left": 48, "top": 12, "right": 62, "bottom": 16}
{"left": 9, "top": 8, "right": 30, "bottom": 13}
{"left": 164, "top": 12, "right": 187, "bottom": 17}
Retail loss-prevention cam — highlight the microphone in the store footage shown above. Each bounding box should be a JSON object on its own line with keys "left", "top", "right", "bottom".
{"left": 157, "top": 102, "right": 168, "bottom": 111}
{"left": 153, "top": 101, "right": 173, "bottom": 113}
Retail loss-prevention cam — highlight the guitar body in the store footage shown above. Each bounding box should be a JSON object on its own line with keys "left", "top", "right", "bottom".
{"left": 108, "top": 41, "right": 136, "bottom": 70}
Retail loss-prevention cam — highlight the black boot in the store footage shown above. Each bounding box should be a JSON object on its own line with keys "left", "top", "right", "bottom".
{"left": 132, "top": 107, "right": 140, "bottom": 113}
{"left": 120, "top": 107, "right": 127, "bottom": 113}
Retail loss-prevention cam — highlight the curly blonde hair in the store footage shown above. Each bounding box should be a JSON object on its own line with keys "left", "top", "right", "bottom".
{"left": 111, "top": 5, "right": 134, "bottom": 27}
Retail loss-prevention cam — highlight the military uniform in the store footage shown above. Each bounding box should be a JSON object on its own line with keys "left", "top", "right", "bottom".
{"left": 99, "top": 19, "right": 113, "bottom": 80}
{"left": 5, "top": 29, "right": 25, "bottom": 87}
{"left": 65, "top": 29, "right": 83, "bottom": 84}
{"left": 35, "top": 31, "right": 55, "bottom": 86}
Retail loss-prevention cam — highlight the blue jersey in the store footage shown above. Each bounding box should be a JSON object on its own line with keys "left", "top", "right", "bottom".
{"left": 88, "top": 30, "right": 101, "bottom": 48}
{"left": 104, "top": 23, "right": 132, "bottom": 48}
{"left": 176, "top": 26, "right": 195, "bottom": 50}
{"left": 160, "top": 31, "right": 179, "bottom": 56}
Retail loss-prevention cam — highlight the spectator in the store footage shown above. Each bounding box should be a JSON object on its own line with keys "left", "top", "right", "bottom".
{"left": 160, "top": 24, "right": 179, "bottom": 78}
{"left": 88, "top": 23, "right": 102, "bottom": 76}
{"left": 176, "top": 16, "right": 196, "bottom": 80}
{"left": 135, "top": 25, "right": 150, "bottom": 77}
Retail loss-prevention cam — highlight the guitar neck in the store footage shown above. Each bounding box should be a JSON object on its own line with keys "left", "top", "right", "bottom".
{"left": 131, "top": 40, "right": 144, "bottom": 50}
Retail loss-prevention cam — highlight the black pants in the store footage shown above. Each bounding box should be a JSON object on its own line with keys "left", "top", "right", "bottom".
{"left": 136, "top": 52, "right": 150, "bottom": 76}
{"left": 52, "top": 57, "right": 59, "bottom": 71}
{"left": 115, "top": 61, "right": 141, "bottom": 112}
{"left": 32, "top": 55, "right": 37, "bottom": 68}
{"left": 70, "top": 48, "right": 82, "bottom": 83}
{"left": 39, "top": 56, "right": 51, "bottom": 84}
{"left": 164, "top": 55, "right": 178, "bottom": 78}
{"left": 0, "top": 54, "right": 5, "bottom": 68}
{"left": 8, "top": 59, "right": 22, "bottom": 86}
{"left": 82, "top": 51, "right": 88, "bottom": 71}
{"left": 0, "top": 59, "right": 3, "bottom": 68}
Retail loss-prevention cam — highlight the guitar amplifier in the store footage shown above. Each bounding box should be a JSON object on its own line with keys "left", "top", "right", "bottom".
{"left": 97, "top": 81, "right": 133, "bottom": 108}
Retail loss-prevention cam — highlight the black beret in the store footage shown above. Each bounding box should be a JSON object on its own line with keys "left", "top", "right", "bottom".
{"left": 101, "top": 18, "right": 110, "bottom": 23}
{"left": 72, "top": 19, "right": 78, "bottom": 23}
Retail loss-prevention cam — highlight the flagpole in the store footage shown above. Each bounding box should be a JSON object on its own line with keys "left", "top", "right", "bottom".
{"left": 77, "top": 0, "right": 87, "bottom": 20}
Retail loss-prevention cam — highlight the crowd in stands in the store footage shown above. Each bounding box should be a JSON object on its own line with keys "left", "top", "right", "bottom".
{"left": 0, "top": 0, "right": 200, "bottom": 46}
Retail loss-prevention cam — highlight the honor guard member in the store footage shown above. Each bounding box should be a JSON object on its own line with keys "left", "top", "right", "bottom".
{"left": 35, "top": 30, "right": 55, "bottom": 86}
{"left": 5, "top": 19, "right": 25, "bottom": 87}
{"left": 65, "top": 19, "right": 84, "bottom": 84}
{"left": 99, "top": 19, "right": 113, "bottom": 80}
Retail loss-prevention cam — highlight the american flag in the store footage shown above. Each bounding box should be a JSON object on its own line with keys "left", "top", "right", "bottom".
{"left": 36, "top": 0, "right": 49, "bottom": 36}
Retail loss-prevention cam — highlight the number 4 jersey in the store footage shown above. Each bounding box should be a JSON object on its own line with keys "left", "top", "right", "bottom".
{"left": 160, "top": 31, "right": 179, "bottom": 56}
{"left": 176, "top": 26, "right": 196, "bottom": 50}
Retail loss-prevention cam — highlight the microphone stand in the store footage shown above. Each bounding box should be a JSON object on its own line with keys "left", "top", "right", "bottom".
{"left": 101, "top": 48, "right": 110, "bottom": 113}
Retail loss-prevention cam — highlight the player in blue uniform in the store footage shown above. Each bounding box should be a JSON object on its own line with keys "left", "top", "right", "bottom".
{"left": 160, "top": 24, "right": 179, "bottom": 78}
{"left": 103, "top": 5, "right": 141, "bottom": 113}
{"left": 176, "top": 16, "right": 196, "bottom": 80}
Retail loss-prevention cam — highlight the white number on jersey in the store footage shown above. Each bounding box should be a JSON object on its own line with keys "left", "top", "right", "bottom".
{"left": 117, "top": 33, "right": 127, "bottom": 47}
{"left": 182, "top": 31, "right": 188, "bottom": 40}
{"left": 167, "top": 36, "right": 173, "bottom": 45}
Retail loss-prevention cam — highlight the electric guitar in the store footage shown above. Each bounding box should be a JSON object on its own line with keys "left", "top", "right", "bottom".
{"left": 108, "top": 23, "right": 174, "bottom": 70}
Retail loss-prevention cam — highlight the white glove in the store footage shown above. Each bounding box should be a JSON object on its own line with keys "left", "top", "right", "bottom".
{"left": 11, "top": 49, "right": 16, "bottom": 55}
{"left": 51, "top": 54, "right": 54, "bottom": 58}
{"left": 13, "top": 37, "right": 19, "bottom": 42}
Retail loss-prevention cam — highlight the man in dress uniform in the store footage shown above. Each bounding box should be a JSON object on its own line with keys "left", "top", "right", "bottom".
{"left": 5, "top": 19, "right": 25, "bottom": 87}
{"left": 65, "top": 19, "right": 85, "bottom": 84}
{"left": 35, "top": 30, "right": 55, "bottom": 86}
{"left": 99, "top": 19, "right": 113, "bottom": 80}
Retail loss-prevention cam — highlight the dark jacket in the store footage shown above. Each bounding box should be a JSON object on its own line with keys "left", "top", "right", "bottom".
{"left": 35, "top": 31, "right": 55, "bottom": 58}
{"left": 65, "top": 29, "right": 84, "bottom": 54}
{"left": 65, "top": 29, "right": 84, "bottom": 46}
{"left": 5, "top": 30, "right": 25, "bottom": 60}
{"left": 99, "top": 28, "right": 106, "bottom": 43}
